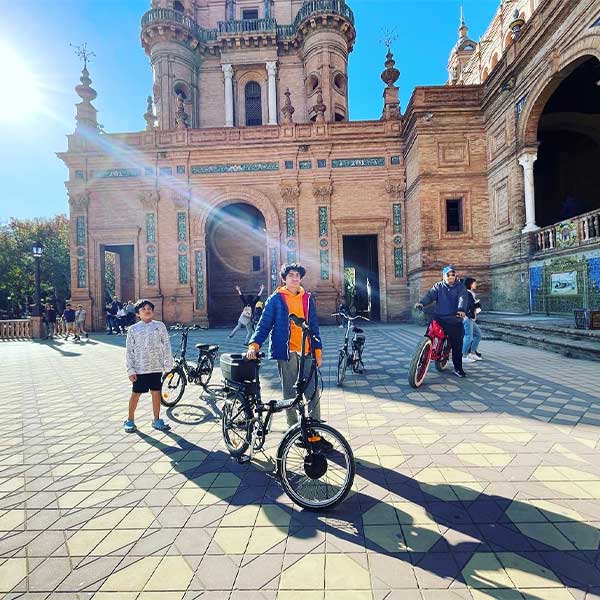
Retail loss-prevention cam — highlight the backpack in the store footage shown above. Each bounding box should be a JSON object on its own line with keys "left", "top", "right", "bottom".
{"left": 242, "top": 305, "right": 252, "bottom": 319}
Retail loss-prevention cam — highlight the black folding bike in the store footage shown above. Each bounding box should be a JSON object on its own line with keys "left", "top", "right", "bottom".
{"left": 220, "top": 314, "right": 355, "bottom": 510}
{"left": 160, "top": 324, "right": 219, "bottom": 407}
{"left": 332, "top": 311, "right": 369, "bottom": 386}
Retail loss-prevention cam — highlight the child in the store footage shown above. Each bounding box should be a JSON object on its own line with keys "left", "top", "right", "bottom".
{"left": 62, "top": 303, "right": 76, "bottom": 340}
{"left": 229, "top": 304, "right": 254, "bottom": 344}
{"left": 75, "top": 305, "right": 88, "bottom": 340}
{"left": 124, "top": 299, "right": 174, "bottom": 433}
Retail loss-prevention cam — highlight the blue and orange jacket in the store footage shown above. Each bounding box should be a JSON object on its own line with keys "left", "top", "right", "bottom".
{"left": 249, "top": 287, "right": 323, "bottom": 361}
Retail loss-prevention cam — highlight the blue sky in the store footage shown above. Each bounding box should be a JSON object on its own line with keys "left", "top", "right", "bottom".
{"left": 0, "top": 0, "right": 498, "bottom": 221}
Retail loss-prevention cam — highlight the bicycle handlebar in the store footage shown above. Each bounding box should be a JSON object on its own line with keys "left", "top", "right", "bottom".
{"left": 169, "top": 323, "right": 208, "bottom": 331}
{"left": 331, "top": 312, "right": 370, "bottom": 321}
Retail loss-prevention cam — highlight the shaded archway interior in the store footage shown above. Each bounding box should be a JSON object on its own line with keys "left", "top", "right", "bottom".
{"left": 343, "top": 235, "right": 381, "bottom": 321}
{"left": 206, "top": 202, "right": 267, "bottom": 326}
{"left": 534, "top": 57, "right": 600, "bottom": 228}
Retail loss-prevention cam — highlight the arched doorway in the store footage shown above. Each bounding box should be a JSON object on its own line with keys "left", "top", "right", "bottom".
{"left": 534, "top": 57, "right": 600, "bottom": 227}
{"left": 206, "top": 202, "right": 267, "bottom": 326}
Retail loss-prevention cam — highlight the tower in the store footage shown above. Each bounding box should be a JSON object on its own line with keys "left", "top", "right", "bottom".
{"left": 447, "top": 5, "right": 477, "bottom": 85}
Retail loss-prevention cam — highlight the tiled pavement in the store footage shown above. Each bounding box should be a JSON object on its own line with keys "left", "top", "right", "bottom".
{"left": 2, "top": 323, "right": 600, "bottom": 600}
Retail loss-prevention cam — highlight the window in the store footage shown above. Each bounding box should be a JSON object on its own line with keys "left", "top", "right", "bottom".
{"left": 252, "top": 256, "right": 261, "bottom": 271}
{"left": 173, "top": 1, "right": 184, "bottom": 12}
{"left": 245, "top": 81, "right": 262, "bottom": 126}
{"left": 242, "top": 8, "right": 259, "bottom": 19}
{"left": 446, "top": 198, "right": 463, "bottom": 232}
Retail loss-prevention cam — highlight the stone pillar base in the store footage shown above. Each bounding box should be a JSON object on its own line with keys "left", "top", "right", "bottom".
{"left": 30, "top": 316, "right": 43, "bottom": 339}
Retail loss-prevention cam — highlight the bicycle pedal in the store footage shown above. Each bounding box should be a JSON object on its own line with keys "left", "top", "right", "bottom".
{"left": 237, "top": 455, "right": 251, "bottom": 464}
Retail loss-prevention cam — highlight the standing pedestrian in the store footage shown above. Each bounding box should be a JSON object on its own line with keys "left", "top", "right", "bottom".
{"left": 75, "top": 304, "right": 88, "bottom": 340}
{"left": 462, "top": 277, "right": 482, "bottom": 363}
{"left": 125, "top": 300, "right": 136, "bottom": 326}
{"left": 229, "top": 305, "right": 254, "bottom": 343}
{"left": 45, "top": 303, "right": 57, "bottom": 339}
{"left": 124, "top": 299, "right": 174, "bottom": 433}
{"left": 246, "top": 263, "right": 323, "bottom": 427}
{"left": 62, "top": 303, "right": 77, "bottom": 340}
{"left": 415, "top": 265, "right": 469, "bottom": 378}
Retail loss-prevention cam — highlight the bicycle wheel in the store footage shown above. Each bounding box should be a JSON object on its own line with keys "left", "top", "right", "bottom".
{"left": 277, "top": 423, "right": 355, "bottom": 510}
{"left": 435, "top": 339, "right": 450, "bottom": 372}
{"left": 336, "top": 350, "right": 348, "bottom": 387}
{"left": 407, "top": 337, "right": 432, "bottom": 389}
{"left": 160, "top": 367, "right": 186, "bottom": 407}
{"left": 221, "top": 391, "right": 253, "bottom": 457}
{"left": 198, "top": 354, "right": 215, "bottom": 389}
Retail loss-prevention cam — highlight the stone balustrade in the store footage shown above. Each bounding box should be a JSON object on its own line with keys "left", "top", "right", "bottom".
{"left": 218, "top": 18, "right": 277, "bottom": 35}
{"left": 534, "top": 207, "right": 600, "bottom": 253}
{"left": 0, "top": 319, "right": 31, "bottom": 340}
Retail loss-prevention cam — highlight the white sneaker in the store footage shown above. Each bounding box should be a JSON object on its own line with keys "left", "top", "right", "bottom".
{"left": 469, "top": 353, "right": 482, "bottom": 361}
{"left": 462, "top": 355, "right": 475, "bottom": 363}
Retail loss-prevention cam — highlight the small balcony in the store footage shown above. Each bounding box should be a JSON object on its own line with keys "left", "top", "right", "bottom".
{"left": 141, "top": 8, "right": 217, "bottom": 42}
{"left": 217, "top": 18, "right": 277, "bottom": 35}
{"left": 533, "top": 207, "right": 600, "bottom": 254}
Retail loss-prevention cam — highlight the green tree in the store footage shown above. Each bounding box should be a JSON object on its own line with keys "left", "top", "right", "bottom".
{"left": 0, "top": 215, "right": 70, "bottom": 317}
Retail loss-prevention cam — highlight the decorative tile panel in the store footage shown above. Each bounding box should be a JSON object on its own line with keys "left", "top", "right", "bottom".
{"left": 191, "top": 162, "right": 279, "bottom": 174}
{"left": 177, "top": 212, "right": 187, "bottom": 241}
{"left": 317, "top": 159, "right": 326, "bottom": 168}
{"left": 160, "top": 166, "right": 173, "bottom": 176}
{"left": 530, "top": 266, "right": 543, "bottom": 310}
{"left": 195, "top": 250, "right": 205, "bottom": 309}
{"left": 332, "top": 157, "right": 385, "bottom": 168}
{"left": 286, "top": 208, "right": 296, "bottom": 238}
{"left": 77, "top": 259, "right": 86, "bottom": 288}
{"left": 178, "top": 254, "right": 188, "bottom": 284}
{"left": 176, "top": 165, "right": 185, "bottom": 174}
{"left": 287, "top": 251, "right": 297, "bottom": 264}
{"left": 76, "top": 216, "right": 86, "bottom": 245}
{"left": 270, "top": 247, "right": 278, "bottom": 291}
{"left": 299, "top": 160, "right": 312, "bottom": 169}
{"left": 320, "top": 239, "right": 328, "bottom": 248}
{"left": 394, "top": 248, "right": 403, "bottom": 278}
{"left": 392, "top": 204, "right": 402, "bottom": 234}
{"left": 393, "top": 235, "right": 402, "bottom": 246}
{"left": 75, "top": 170, "right": 84, "bottom": 179}
{"left": 391, "top": 155, "right": 401, "bottom": 165}
{"left": 146, "top": 213, "right": 156, "bottom": 243}
{"left": 320, "top": 249, "right": 329, "bottom": 280}
{"left": 76, "top": 247, "right": 85, "bottom": 257}
{"left": 94, "top": 168, "right": 140, "bottom": 178}
{"left": 284, "top": 160, "right": 294, "bottom": 169}
{"left": 144, "top": 167, "right": 155, "bottom": 176}
{"left": 147, "top": 244, "right": 156, "bottom": 254}
{"left": 319, "top": 207, "right": 328, "bottom": 237}
{"left": 147, "top": 256, "right": 157, "bottom": 286}
{"left": 516, "top": 94, "right": 528, "bottom": 121}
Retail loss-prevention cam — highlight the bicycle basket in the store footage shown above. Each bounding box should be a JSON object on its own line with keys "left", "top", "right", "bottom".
{"left": 220, "top": 353, "right": 258, "bottom": 383}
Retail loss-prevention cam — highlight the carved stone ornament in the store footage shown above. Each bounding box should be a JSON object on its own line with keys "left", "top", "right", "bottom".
{"left": 312, "top": 183, "right": 333, "bottom": 201}
{"left": 281, "top": 185, "right": 301, "bottom": 204}
{"left": 191, "top": 215, "right": 203, "bottom": 237}
{"left": 173, "top": 194, "right": 189, "bottom": 209}
{"left": 68, "top": 191, "right": 90, "bottom": 211}
{"left": 385, "top": 180, "right": 404, "bottom": 198}
{"left": 548, "top": 47, "right": 561, "bottom": 75}
{"left": 139, "top": 190, "right": 160, "bottom": 210}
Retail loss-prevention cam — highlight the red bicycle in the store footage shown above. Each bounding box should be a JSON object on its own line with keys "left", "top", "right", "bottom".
{"left": 407, "top": 309, "right": 451, "bottom": 388}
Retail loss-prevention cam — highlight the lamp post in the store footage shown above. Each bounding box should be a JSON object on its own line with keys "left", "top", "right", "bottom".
{"left": 32, "top": 241, "right": 43, "bottom": 318}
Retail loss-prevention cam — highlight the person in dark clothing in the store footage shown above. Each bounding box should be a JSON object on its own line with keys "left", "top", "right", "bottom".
{"left": 235, "top": 284, "right": 264, "bottom": 314}
{"left": 415, "top": 265, "right": 469, "bottom": 378}
{"left": 62, "top": 303, "right": 77, "bottom": 341}
{"left": 234, "top": 284, "right": 265, "bottom": 342}
{"left": 44, "top": 303, "right": 57, "bottom": 339}
{"left": 108, "top": 296, "right": 123, "bottom": 334}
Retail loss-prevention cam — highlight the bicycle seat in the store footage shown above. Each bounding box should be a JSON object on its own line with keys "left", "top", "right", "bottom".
{"left": 352, "top": 327, "right": 364, "bottom": 334}
{"left": 195, "top": 343, "right": 218, "bottom": 352}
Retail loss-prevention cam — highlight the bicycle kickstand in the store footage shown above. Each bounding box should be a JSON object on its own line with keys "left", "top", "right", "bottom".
{"left": 237, "top": 420, "right": 261, "bottom": 465}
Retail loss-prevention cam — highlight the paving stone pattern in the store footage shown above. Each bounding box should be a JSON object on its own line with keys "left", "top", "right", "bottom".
{"left": 2, "top": 324, "right": 600, "bottom": 599}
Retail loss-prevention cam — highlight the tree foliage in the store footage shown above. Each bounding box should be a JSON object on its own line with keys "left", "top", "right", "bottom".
{"left": 0, "top": 215, "right": 70, "bottom": 317}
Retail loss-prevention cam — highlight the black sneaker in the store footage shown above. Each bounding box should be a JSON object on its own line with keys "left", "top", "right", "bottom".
{"left": 453, "top": 369, "right": 467, "bottom": 378}
{"left": 475, "top": 351, "right": 482, "bottom": 358}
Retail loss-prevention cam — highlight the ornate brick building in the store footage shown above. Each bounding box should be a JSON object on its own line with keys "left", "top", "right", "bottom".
{"left": 59, "top": 0, "right": 600, "bottom": 329}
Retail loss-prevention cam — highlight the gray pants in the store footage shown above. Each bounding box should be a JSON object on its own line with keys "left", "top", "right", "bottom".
{"left": 230, "top": 321, "right": 254, "bottom": 344}
{"left": 277, "top": 353, "right": 321, "bottom": 426}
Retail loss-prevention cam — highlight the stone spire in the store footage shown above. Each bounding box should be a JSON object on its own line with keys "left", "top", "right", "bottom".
{"left": 144, "top": 96, "right": 156, "bottom": 131}
{"left": 312, "top": 89, "right": 326, "bottom": 124}
{"left": 458, "top": 4, "right": 468, "bottom": 39}
{"left": 281, "top": 88, "right": 295, "bottom": 124}
{"left": 381, "top": 49, "right": 401, "bottom": 121}
{"left": 71, "top": 43, "right": 98, "bottom": 133}
{"left": 175, "top": 94, "right": 189, "bottom": 129}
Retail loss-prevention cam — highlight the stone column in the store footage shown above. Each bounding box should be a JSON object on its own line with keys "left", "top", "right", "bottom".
{"left": 222, "top": 64, "right": 234, "bottom": 127}
{"left": 518, "top": 152, "right": 539, "bottom": 233}
{"left": 266, "top": 61, "right": 278, "bottom": 125}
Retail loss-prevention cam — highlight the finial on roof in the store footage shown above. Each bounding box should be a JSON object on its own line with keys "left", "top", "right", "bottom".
{"left": 458, "top": 4, "right": 468, "bottom": 39}
{"left": 281, "top": 88, "right": 295, "bottom": 124}
{"left": 71, "top": 43, "right": 99, "bottom": 132}
{"left": 381, "top": 48, "right": 400, "bottom": 88}
{"left": 312, "top": 89, "right": 326, "bottom": 124}
{"left": 175, "top": 94, "right": 189, "bottom": 129}
{"left": 144, "top": 96, "right": 156, "bottom": 131}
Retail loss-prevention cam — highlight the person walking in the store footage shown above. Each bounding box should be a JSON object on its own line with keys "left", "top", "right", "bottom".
{"left": 45, "top": 304, "right": 57, "bottom": 339}
{"left": 415, "top": 265, "right": 469, "bottom": 378}
{"left": 124, "top": 299, "right": 174, "bottom": 433}
{"left": 462, "top": 277, "right": 482, "bottom": 363}
{"left": 62, "top": 303, "right": 77, "bottom": 341}
{"left": 74, "top": 304, "right": 88, "bottom": 340}
{"left": 246, "top": 263, "right": 323, "bottom": 427}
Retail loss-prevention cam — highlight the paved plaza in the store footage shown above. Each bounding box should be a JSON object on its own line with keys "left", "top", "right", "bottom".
{"left": 3, "top": 324, "right": 600, "bottom": 599}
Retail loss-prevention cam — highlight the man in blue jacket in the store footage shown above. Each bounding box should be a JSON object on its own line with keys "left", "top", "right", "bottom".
{"left": 415, "top": 265, "right": 469, "bottom": 377}
{"left": 247, "top": 263, "right": 323, "bottom": 426}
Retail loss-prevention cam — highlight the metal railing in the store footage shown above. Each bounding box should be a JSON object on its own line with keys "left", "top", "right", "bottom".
{"left": 141, "top": 8, "right": 217, "bottom": 42}
{"left": 293, "top": 0, "right": 355, "bottom": 28}
{"left": 534, "top": 207, "right": 600, "bottom": 253}
{"left": 0, "top": 319, "right": 31, "bottom": 340}
{"left": 218, "top": 17, "right": 277, "bottom": 34}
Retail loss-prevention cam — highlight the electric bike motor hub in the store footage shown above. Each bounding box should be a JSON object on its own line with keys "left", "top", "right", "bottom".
{"left": 304, "top": 452, "right": 328, "bottom": 479}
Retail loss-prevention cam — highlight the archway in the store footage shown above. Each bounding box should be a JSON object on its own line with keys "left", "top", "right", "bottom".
{"left": 206, "top": 202, "right": 267, "bottom": 326}
{"left": 534, "top": 57, "right": 600, "bottom": 227}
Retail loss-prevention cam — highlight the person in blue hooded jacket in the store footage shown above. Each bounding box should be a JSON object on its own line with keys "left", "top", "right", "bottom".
{"left": 415, "top": 265, "right": 469, "bottom": 377}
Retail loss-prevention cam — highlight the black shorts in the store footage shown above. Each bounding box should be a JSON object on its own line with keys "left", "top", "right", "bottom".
{"left": 132, "top": 372, "right": 162, "bottom": 393}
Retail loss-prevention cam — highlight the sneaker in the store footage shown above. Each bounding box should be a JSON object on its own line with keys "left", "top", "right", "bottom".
{"left": 124, "top": 419, "right": 136, "bottom": 433}
{"left": 152, "top": 418, "right": 171, "bottom": 431}
{"left": 462, "top": 355, "right": 475, "bottom": 363}
{"left": 469, "top": 353, "right": 482, "bottom": 361}
{"left": 453, "top": 369, "right": 467, "bottom": 378}
{"left": 474, "top": 351, "right": 482, "bottom": 358}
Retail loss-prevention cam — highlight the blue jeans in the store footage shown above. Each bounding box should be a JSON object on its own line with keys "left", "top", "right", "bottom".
{"left": 462, "top": 318, "right": 481, "bottom": 355}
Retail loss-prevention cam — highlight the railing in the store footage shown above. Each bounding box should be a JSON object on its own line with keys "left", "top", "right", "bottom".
{"left": 534, "top": 207, "right": 600, "bottom": 253}
{"left": 141, "top": 1, "right": 353, "bottom": 44}
{"left": 218, "top": 18, "right": 277, "bottom": 34}
{"left": 0, "top": 319, "right": 31, "bottom": 340}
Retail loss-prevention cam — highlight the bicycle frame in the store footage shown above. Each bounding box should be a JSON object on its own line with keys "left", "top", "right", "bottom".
{"left": 426, "top": 318, "right": 448, "bottom": 361}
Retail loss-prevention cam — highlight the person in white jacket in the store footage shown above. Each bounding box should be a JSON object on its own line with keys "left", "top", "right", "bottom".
{"left": 124, "top": 299, "right": 173, "bottom": 433}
